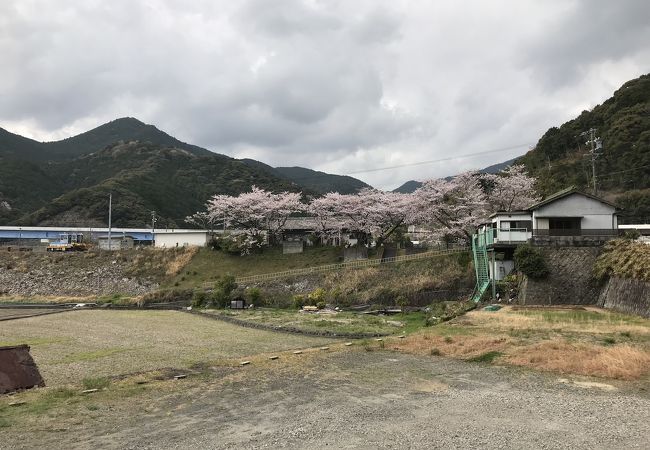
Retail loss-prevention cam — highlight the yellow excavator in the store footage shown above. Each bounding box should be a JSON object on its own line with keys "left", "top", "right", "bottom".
{"left": 46, "top": 233, "right": 89, "bottom": 252}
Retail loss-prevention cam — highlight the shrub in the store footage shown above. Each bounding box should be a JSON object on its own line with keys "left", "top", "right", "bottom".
{"left": 396, "top": 295, "right": 408, "bottom": 311}
{"left": 308, "top": 288, "right": 326, "bottom": 304}
{"left": 246, "top": 287, "right": 262, "bottom": 306}
{"left": 192, "top": 290, "right": 209, "bottom": 307}
{"left": 316, "top": 301, "right": 326, "bottom": 310}
{"left": 216, "top": 275, "right": 237, "bottom": 294}
{"left": 292, "top": 294, "right": 306, "bottom": 309}
{"left": 514, "top": 244, "right": 549, "bottom": 280}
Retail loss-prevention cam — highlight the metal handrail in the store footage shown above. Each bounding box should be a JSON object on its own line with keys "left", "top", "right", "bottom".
{"left": 203, "top": 247, "right": 469, "bottom": 286}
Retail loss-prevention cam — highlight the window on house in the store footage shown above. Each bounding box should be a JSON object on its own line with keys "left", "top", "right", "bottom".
{"left": 549, "top": 218, "right": 581, "bottom": 235}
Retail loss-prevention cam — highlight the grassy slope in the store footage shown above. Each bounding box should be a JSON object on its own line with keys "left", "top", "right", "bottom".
{"left": 165, "top": 246, "right": 344, "bottom": 288}
{"left": 593, "top": 239, "right": 650, "bottom": 281}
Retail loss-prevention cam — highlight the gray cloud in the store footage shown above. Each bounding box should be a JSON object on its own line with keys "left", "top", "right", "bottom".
{"left": 0, "top": 0, "right": 648, "bottom": 189}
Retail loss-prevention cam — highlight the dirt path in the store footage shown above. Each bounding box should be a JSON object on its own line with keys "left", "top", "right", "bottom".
{"left": 5, "top": 351, "right": 648, "bottom": 449}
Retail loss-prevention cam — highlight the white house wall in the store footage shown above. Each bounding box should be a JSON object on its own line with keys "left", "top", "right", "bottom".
{"left": 533, "top": 194, "right": 616, "bottom": 229}
{"left": 154, "top": 232, "right": 208, "bottom": 248}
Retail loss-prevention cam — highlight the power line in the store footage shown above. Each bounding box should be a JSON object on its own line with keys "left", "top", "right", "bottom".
{"left": 345, "top": 143, "right": 532, "bottom": 175}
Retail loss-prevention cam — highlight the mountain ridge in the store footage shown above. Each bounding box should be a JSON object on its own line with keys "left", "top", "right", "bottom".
{"left": 0, "top": 118, "right": 372, "bottom": 226}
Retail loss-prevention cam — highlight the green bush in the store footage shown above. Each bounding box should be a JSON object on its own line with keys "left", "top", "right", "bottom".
{"left": 192, "top": 290, "right": 209, "bottom": 307}
{"left": 210, "top": 275, "right": 238, "bottom": 308}
{"left": 246, "top": 287, "right": 263, "bottom": 306}
{"left": 308, "top": 288, "right": 326, "bottom": 304}
{"left": 292, "top": 294, "right": 306, "bottom": 309}
{"left": 514, "top": 244, "right": 549, "bottom": 280}
{"left": 316, "top": 301, "right": 326, "bottom": 310}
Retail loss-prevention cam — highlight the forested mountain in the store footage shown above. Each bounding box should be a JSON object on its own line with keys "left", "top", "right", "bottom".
{"left": 240, "top": 161, "right": 370, "bottom": 195}
{"left": 0, "top": 117, "right": 212, "bottom": 161}
{"left": 517, "top": 73, "right": 650, "bottom": 222}
{"left": 0, "top": 118, "right": 370, "bottom": 227}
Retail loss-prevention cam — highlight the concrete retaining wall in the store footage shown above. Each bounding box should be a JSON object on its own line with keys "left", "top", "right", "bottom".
{"left": 597, "top": 277, "right": 650, "bottom": 318}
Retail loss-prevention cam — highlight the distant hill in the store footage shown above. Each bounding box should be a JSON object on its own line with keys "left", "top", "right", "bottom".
{"left": 0, "top": 118, "right": 373, "bottom": 227}
{"left": 274, "top": 166, "right": 370, "bottom": 195}
{"left": 0, "top": 120, "right": 304, "bottom": 227}
{"left": 392, "top": 157, "right": 520, "bottom": 193}
{"left": 17, "top": 141, "right": 299, "bottom": 228}
{"left": 393, "top": 180, "right": 424, "bottom": 194}
{"left": 0, "top": 117, "right": 213, "bottom": 162}
{"left": 517, "top": 73, "right": 650, "bottom": 222}
{"left": 240, "top": 160, "right": 371, "bottom": 195}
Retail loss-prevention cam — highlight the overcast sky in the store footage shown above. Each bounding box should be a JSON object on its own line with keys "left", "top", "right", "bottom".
{"left": 1, "top": 0, "right": 649, "bottom": 189}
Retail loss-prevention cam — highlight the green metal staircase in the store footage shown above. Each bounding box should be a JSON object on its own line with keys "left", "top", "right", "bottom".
{"left": 471, "top": 229, "right": 492, "bottom": 302}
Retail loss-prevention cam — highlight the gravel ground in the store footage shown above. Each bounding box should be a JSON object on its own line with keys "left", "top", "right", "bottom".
{"left": 5, "top": 350, "right": 648, "bottom": 449}
{"left": 0, "top": 310, "right": 332, "bottom": 384}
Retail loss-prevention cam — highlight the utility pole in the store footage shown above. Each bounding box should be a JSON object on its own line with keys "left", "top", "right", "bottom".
{"left": 108, "top": 193, "right": 112, "bottom": 251}
{"left": 582, "top": 128, "right": 603, "bottom": 195}
{"left": 151, "top": 210, "right": 157, "bottom": 247}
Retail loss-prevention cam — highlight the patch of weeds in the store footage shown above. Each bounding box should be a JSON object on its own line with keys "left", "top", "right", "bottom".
{"left": 430, "top": 348, "right": 441, "bottom": 356}
{"left": 444, "top": 336, "right": 453, "bottom": 343}
{"left": 0, "top": 416, "right": 10, "bottom": 428}
{"left": 620, "top": 331, "right": 632, "bottom": 339}
{"left": 468, "top": 351, "right": 503, "bottom": 363}
{"left": 82, "top": 377, "right": 111, "bottom": 390}
{"left": 60, "top": 348, "right": 128, "bottom": 363}
{"left": 360, "top": 339, "right": 373, "bottom": 352}
{"left": 508, "top": 328, "right": 532, "bottom": 339}
{"left": 601, "top": 337, "right": 616, "bottom": 346}
{"left": 25, "top": 388, "right": 78, "bottom": 415}
{"left": 86, "top": 404, "right": 100, "bottom": 411}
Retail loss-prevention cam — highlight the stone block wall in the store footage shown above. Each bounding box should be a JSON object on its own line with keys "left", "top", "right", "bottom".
{"left": 598, "top": 277, "right": 650, "bottom": 318}
{"left": 519, "top": 247, "right": 602, "bottom": 305}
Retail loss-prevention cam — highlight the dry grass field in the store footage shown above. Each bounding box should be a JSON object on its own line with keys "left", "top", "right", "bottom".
{"left": 0, "top": 310, "right": 332, "bottom": 386}
{"left": 390, "top": 306, "right": 650, "bottom": 380}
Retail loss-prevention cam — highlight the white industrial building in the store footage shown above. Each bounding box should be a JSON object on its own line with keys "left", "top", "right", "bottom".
{"left": 153, "top": 230, "right": 209, "bottom": 248}
{"left": 0, "top": 226, "right": 210, "bottom": 249}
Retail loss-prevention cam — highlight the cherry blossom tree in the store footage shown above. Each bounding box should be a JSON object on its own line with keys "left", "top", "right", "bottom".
{"left": 483, "top": 164, "right": 540, "bottom": 212}
{"left": 309, "top": 189, "right": 414, "bottom": 246}
{"left": 357, "top": 189, "right": 414, "bottom": 246}
{"left": 308, "top": 193, "right": 347, "bottom": 240}
{"left": 204, "top": 186, "right": 304, "bottom": 251}
{"left": 413, "top": 171, "right": 487, "bottom": 241}
{"left": 185, "top": 211, "right": 220, "bottom": 233}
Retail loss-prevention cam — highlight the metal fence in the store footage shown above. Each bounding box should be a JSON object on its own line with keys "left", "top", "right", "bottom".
{"left": 220, "top": 247, "right": 469, "bottom": 285}
{"left": 531, "top": 229, "right": 621, "bottom": 237}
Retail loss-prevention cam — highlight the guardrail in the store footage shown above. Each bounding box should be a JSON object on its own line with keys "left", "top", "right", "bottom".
{"left": 205, "top": 247, "right": 469, "bottom": 286}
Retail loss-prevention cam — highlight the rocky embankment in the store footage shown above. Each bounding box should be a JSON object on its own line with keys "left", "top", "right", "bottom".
{"left": 0, "top": 249, "right": 174, "bottom": 298}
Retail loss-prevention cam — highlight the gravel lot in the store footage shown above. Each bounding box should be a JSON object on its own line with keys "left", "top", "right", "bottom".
{"left": 0, "top": 310, "right": 332, "bottom": 385}
{"left": 4, "top": 350, "right": 648, "bottom": 449}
